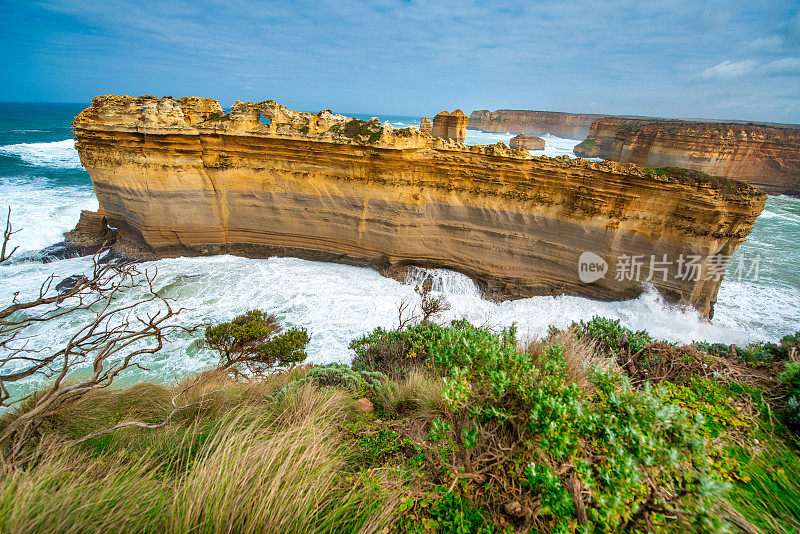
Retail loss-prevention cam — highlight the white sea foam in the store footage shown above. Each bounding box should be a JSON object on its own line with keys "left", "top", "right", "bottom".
{"left": 0, "top": 177, "right": 98, "bottom": 252}
{"left": 0, "top": 139, "right": 83, "bottom": 169}
{"left": 463, "top": 130, "right": 588, "bottom": 158}
{"left": 2, "top": 251, "right": 787, "bottom": 399}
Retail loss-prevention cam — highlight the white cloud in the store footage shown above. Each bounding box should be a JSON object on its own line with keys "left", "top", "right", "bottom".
{"left": 695, "top": 59, "right": 758, "bottom": 80}
{"left": 761, "top": 57, "right": 800, "bottom": 76}
{"left": 739, "top": 35, "right": 784, "bottom": 53}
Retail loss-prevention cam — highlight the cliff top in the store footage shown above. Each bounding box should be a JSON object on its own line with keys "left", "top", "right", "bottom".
{"left": 73, "top": 95, "right": 766, "bottom": 200}
{"left": 74, "top": 94, "right": 530, "bottom": 156}
{"left": 592, "top": 116, "right": 800, "bottom": 139}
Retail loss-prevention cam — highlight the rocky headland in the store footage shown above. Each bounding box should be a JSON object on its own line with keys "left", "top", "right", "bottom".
{"left": 469, "top": 109, "right": 608, "bottom": 139}
{"left": 509, "top": 133, "right": 545, "bottom": 150}
{"left": 574, "top": 117, "right": 800, "bottom": 196}
{"left": 70, "top": 95, "right": 767, "bottom": 318}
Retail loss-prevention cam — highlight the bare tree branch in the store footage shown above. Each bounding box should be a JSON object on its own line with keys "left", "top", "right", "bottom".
{"left": 0, "top": 207, "right": 20, "bottom": 264}
{"left": 0, "top": 236, "right": 188, "bottom": 465}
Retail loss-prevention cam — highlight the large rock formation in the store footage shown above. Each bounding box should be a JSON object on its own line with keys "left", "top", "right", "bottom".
{"left": 469, "top": 110, "right": 608, "bottom": 139}
{"left": 71, "top": 95, "right": 767, "bottom": 318}
{"left": 509, "top": 133, "right": 545, "bottom": 150}
{"left": 431, "top": 110, "right": 468, "bottom": 143}
{"left": 574, "top": 118, "right": 800, "bottom": 196}
{"left": 419, "top": 117, "right": 432, "bottom": 135}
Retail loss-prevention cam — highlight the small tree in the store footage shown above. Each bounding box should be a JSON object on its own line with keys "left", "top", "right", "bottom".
{"left": 204, "top": 310, "right": 309, "bottom": 375}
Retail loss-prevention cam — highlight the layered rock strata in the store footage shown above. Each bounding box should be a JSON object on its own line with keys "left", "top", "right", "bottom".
{"left": 469, "top": 109, "right": 608, "bottom": 139}
{"left": 419, "top": 117, "right": 432, "bottom": 135}
{"left": 574, "top": 118, "right": 800, "bottom": 196}
{"left": 71, "top": 95, "right": 767, "bottom": 318}
{"left": 431, "top": 110, "right": 468, "bottom": 143}
{"left": 510, "top": 133, "right": 545, "bottom": 150}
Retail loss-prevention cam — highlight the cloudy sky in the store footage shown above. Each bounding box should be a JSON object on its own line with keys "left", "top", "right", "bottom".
{"left": 2, "top": 0, "right": 799, "bottom": 123}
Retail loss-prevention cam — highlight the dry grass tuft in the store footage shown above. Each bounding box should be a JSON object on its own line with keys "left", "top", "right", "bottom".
{"left": 523, "top": 327, "right": 616, "bottom": 393}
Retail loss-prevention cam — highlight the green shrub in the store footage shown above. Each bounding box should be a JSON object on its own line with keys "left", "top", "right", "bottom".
{"left": 349, "top": 320, "right": 465, "bottom": 377}
{"left": 781, "top": 362, "right": 800, "bottom": 431}
{"left": 395, "top": 485, "right": 496, "bottom": 534}
{"left": 576, "top": 316, "right": 653, "bottom": 355}
{"left": 204, "top": 310, "right": 309, "bottom": 373}
{"left": 356, "top": 321, "right": 728, "bottom": 532}
{"left": 342, "top": 118, "right": 376, "bottom": 139}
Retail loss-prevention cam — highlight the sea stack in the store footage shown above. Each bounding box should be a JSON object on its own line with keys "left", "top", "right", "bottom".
{"left": 509, "top": 133, "right": 545, "bottom": 150}
{"left": 419, "top": 117, "right": 432, "bottom": 135}
{"left": 431, "top": 110, "right": 468, "bottom": 143}
{"left": 70, "top": 94, "right": 767, "bottom": 318}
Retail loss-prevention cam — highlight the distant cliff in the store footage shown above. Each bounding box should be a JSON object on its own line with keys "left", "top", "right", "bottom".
{"left": 574, "top": 118, "right": 800, "bottom": 197}
{"left": 71, "top": 95, "right": 767, "bottom": 318}
{"left": 469, "top": 110, "right": 607, "bottom": 139}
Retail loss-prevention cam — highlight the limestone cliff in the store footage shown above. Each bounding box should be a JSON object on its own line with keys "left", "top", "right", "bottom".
{"left": 71, "top": 95, "right": 767, "bottom": 318}
{"left": 431, "top": 110, "right": 468, "bottom": 143}
{"left": 469, "top": 110, "right": 608, "bottom": 139}
{"left": 575, "top": 117, "right": 800, "bottom": 196}
{"left": 510, "top": 133, "right": 545, "bottom": 150}
{"left": 419, "top": 117, "right": 432, "bottom": 135}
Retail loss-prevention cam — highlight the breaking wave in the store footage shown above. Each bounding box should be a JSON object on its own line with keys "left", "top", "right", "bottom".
{"left": 0, "top": 139, "right": 83, "bottom": 169}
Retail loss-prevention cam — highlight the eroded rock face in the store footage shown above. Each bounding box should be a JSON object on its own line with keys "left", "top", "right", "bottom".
{"left": 419, "top": 117, "right": 432, "bottom": 135}
{"left": 509, "top": 133, "right": 545, "bottom": 150}
{"left": 431, "top": 110, "right": 468, "bottom": 143}
{"left": 469, "top": 110, "right": 607, "bottom": 139}
{"left": 71, "top": 95, "right": 767, "bottom": 318}
{"left": 574, "top": 117, "right": 800, "bottom": 197}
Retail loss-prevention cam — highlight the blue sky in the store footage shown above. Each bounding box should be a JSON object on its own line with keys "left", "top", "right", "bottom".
{"left": 2, "top": 0, "right": 799, "bottom": 123}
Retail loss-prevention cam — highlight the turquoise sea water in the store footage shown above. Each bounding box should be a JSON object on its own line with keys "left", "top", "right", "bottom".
{"left": 0, "top": 102, "right": 798, "bottom": 393}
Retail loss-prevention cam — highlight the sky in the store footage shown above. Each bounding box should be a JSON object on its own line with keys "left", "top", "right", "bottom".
{"left": 2, "top": 0, "right": 799, "bottom": 123}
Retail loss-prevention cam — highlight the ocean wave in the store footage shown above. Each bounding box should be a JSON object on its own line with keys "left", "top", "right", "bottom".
{"left": 0, "top": 254, "right": 784, "bottom": 393}
{"left": 0, "top": 139, "right": 83, "bottom": 169}
{"left": 463, "top": 130, "right": 583, "bottom": 158}
{"left": 0, "top": 177, "right": 97, "bottom": 252}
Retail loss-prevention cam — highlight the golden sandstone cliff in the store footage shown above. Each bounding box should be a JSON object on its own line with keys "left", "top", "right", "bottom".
{"left": 469, "top": 110, "right": 607, "bottom": 139}
{"left": 70, "top": 95, "right": 767, "bottom": 318}
{"left": 574, "top": 118, "right": 800, "bottom": 197}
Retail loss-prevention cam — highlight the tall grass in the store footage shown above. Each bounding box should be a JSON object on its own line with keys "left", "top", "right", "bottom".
{"left": 0, "top": 375, "right": 400, "bottom": 533}
{"left": 727, "top": 445, "right": 800, "bottom": 534}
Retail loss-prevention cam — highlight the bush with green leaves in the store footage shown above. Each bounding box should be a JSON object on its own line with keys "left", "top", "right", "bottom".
{"left": 781, "top": 362, "right": 800, "bottom": 431}
{"left": 576, "top": 316, "right": 653, "bottom": 355}
{"left": 349, "top": 320, "right": 463, "bottom": 377}
{"left": 356, "top": 320, "right": 728, "bottom": 532}
{"left": 204, "top": 310, "right": 309, "bottom": 374}
{"left": 693, "top": 330, "right": 800, "bottom": 367}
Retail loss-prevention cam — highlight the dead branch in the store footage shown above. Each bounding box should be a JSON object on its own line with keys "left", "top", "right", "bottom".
{"left": 0, "top": 249, "right": 186, "bottom": 465}
{"left": 0, "top": 207, "right": 20, "bottom": 264}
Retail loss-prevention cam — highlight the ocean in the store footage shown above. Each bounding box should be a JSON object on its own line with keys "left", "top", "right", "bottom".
{"left": 1, "top": 102, "right": 799, "bottom": 393}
